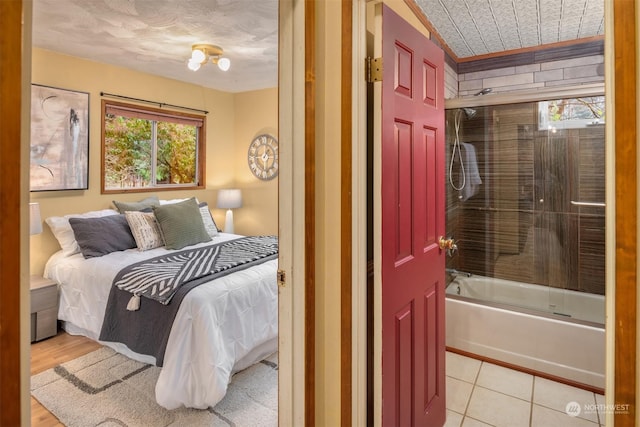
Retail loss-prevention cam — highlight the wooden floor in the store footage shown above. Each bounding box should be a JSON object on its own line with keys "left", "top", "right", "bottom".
{"left": 30, "top": 331, "right": 102, "bottom": 427}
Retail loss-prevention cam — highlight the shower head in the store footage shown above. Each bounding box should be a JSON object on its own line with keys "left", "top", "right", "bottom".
{"left": 462, "top": 107, "right": 477, "bottom": 119}
{"left": 474, "top": 88, "right": 493, "bottom": 96}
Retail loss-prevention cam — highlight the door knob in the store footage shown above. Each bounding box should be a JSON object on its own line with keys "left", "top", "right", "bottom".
{"left": 439, "top": 236, "right": 457, "bottom": 256}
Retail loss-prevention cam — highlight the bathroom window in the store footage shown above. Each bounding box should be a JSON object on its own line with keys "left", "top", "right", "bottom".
{"left": 538, "top": 96, "right": 605, "bottom": 131}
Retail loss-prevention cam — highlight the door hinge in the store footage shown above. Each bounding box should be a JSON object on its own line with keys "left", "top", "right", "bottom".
{"left": 365, "top": 57, "right": 383, "bottom": 83}
{"left": 277, "top": 269, "right": 286, "bottom": 288}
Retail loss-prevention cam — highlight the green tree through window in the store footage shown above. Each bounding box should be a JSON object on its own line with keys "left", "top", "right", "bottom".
{"left": 102, "top": 100, "right": 205, "bottom": 193}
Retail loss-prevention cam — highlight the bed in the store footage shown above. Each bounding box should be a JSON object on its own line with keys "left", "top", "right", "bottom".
{"left": 42, "top": 197, "right": 279, "bottom": 410}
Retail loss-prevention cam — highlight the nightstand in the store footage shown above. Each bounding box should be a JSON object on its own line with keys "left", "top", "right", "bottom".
{"left": 30, "top": 275, "right": 58, "bottom": 342}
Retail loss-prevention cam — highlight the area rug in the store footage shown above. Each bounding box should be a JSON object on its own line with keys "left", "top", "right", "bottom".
{"left": 31, "top": 347, "right": 278, "bottom": 426}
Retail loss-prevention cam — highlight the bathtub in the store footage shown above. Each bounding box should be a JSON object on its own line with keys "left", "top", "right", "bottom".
{"left": 446, "top": 275, "right": 605, "bottom": 390}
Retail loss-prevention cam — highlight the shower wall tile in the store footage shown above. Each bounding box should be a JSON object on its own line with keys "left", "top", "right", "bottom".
{"left": 564, "top": 64, "right": 604, "bottom": 79}
{"left": 539, "top": 55, "right": 604, "bottom": 71}
{"left": 515, "top": 63, "right": 541, "bottom": 74}
{"left": 456, "top": 208, "right": 493, "bottom": 276}
{"left": 544, "top": 76, "right": 606, "bottom": 87}
{"left": 579, "top": 215, "right": 606, "bottom": 295}
{"left": 459, "top": 78, "right": 483, "bottom": 92}
{"left": 462, "top": 66, "right": 517, "bottom": 81}
{"left": 445, "top": 62, "right": 459, "bottom": 100}
{"left": 457, "top": 54, "right": 604, "bottom": 98}
{"left": 535, "top": 213, "right": 579, "bottom": 290}
{"left": 578, "top": 126, "right": 606, "bottom": 215}
{"left": 483, "top": 72, "right": 534, "bottom": 89}
{"left": 491, "top": 211, "right": 536, "bottom": 283}
{"left": 517, "top": 126, "right": 535, "bottom": 214}
{"left": 534, "top": 69, "right": 564, "bottom": 83}
{"left": 538, "top": 130, "right": 581, "bottom": 214}
{"left": 459, "top": 82, "right": 546, "bottom": 97}
{"left": 567, "top": 131, "right": 581, "bottom": 213}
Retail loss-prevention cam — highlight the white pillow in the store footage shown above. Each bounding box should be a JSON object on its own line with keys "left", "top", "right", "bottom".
{"left": 159, "top": 197, "right": 199, "bottom": 205}
{"left": 198, "top": 202, "right": 219, "bottom": 237}
{"left": 124, "top": 211, "right": 165, "bottom": 251}
{"left": 45, "top": 209, "right": 120, "bottom": 257}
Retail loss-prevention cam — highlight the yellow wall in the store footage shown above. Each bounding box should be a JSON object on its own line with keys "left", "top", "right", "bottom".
{"left": 233, "top": 88, "right": 279, "bottom": 235}
{"left": 29, "top": 48, "right": 277, "bottom": 275}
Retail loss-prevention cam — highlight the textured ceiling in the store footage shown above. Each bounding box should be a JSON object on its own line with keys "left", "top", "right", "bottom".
{"left": 414, "top": 0, "right": 605, "bottom": 59}
{"left": 32, "top": 1, "right": 604, "bottom": 93}
{"left": 32, "top": 0, "right": 279, "bottom": 93}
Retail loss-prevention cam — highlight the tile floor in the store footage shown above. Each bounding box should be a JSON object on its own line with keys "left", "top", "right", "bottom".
{"left": 445, "top": 351, "right": 606, "bottom": 427}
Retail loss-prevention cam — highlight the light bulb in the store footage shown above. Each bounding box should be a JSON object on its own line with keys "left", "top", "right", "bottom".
{"left": 191, "top": 48, "right": 206, "bottom": 63}
{"left": 217, "top": 57, "right": 231, "bottom": 71}
{"left": 187, "top": 58, "right": 201, "bottom": 71}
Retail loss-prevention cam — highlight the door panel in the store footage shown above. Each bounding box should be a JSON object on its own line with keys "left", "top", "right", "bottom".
{"left": 378, "top": 4, "right": 446, "bottom": 426}
{"left": 395, "top": 302, "right": 414, "bottom": 426}
{"left": 424, "top": 286, "right": 439, "bottom": 407}
{"left": 395, "top": 121, "right": 414, "bottom": 263}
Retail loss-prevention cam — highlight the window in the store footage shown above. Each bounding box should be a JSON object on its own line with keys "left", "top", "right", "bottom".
{"left": 101, "top": 100, "right": 205, "bottom": 193}
{"left": 538, "top": 96, "right": 605, "bottom": 131}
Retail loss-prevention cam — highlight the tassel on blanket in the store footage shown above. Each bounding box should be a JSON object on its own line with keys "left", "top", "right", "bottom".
{"left": 127, "top": 294, "right": 141, "bottom": 311}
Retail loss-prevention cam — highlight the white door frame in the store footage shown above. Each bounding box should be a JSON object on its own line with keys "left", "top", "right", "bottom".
{"left": 278, "top": 0, "right": 307, "bottom": 425}
{"left": 351, "top": 0, "right": 369, "bottom": 425}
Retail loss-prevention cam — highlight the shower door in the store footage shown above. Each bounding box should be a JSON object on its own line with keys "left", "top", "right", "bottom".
{"left": 444, "top": 97, "right": 606, "bottom": 322}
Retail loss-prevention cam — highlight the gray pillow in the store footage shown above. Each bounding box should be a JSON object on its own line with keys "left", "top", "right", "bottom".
{"left": 113, "top": 195, "right": 160, "bottom": 213}
{"left": 69, "top": 214, "right": 137, "bottom": 258}
{"left": 152, "top": 197, "right": 211, "bottom": 250}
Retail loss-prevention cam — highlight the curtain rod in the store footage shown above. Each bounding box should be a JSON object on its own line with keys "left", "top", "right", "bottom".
{"left": 100, "top": 92, "right": 209, "bottom": 115}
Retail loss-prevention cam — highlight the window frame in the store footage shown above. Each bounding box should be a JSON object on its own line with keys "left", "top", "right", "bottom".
{"left": 101, "top": 99, "right": 206, "bottom": 194}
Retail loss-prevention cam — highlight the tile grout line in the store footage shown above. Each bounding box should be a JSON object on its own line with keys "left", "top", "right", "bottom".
{"left": 448, "top": 353, "right": 604, "bottom": 427}
{"left": 531, "top": 375, "right": 602, "bottom": 426}
{"left": 529, "top": 376, "right": 536, "bottom": 427}
{"left": 592, "top": 391, "right": 602, "bottom": 427}
{"left": 460, "top": 360, "right": 484, "bottom": 425}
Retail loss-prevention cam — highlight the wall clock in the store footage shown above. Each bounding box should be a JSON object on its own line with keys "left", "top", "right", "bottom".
{"left": 247, "top": 133, "right": 279, "bottom": 181}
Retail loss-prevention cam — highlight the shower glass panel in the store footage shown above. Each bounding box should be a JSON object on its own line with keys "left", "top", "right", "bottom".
{"left": 445, "top": 96, "right": 605, "bottom": 324}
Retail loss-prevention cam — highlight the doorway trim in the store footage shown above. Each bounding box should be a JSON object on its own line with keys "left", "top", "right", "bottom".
{"left": 0, "top": 0, "right": 26, "bottom": 424}
{"left": 341, "top": 0, "right": 354, "bottom": 425}
{"left": 348, "top": 1, "right": 369, "bottom": 426}
{"left": 278, "top": 0, "right": 315, "bottom": 425}
{"left": 611, "top": 0, "right": 637, "bottom": 426}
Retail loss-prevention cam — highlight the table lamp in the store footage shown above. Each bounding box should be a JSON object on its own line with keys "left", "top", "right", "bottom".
{"left": 216, "top": 189, "right": 242, "bottom": 234}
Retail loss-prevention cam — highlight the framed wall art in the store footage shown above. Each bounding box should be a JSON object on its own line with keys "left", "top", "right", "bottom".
{"left": 30, "top": 84, "right": 89, "bottom": 191}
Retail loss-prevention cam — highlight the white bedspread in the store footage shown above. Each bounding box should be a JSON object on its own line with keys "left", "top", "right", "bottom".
{"left": 44, "top": 233, "right": 278, "bottom": 410}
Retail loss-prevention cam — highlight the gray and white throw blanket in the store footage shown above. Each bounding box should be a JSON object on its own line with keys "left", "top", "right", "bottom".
{"left": 99, "top": 236, "right": 278, "bottom": 366}
{"left": 115, "top": 235, "right": 278, "bottom": 308}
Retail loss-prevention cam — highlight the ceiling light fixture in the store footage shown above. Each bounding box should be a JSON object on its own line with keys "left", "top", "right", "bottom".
{"left": 187, "top": 44, "right": 231, "bottom": 72}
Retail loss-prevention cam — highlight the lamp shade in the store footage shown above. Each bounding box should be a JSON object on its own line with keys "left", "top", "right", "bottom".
{"left": 217, "top": 189, "right": 242, "bottom": 209}
{"left": 29, "top": 202, "right": 43, "bottom": 235}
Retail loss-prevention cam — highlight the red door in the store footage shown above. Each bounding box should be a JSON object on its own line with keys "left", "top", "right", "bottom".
{"left": 379, "top": 4, "right": 446, "bottom": 426}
